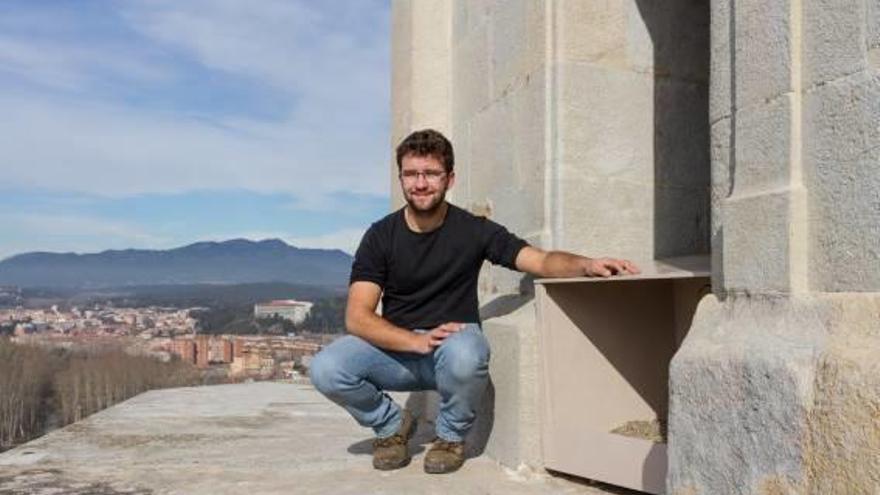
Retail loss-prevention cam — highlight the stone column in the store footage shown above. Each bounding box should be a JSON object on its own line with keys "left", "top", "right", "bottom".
{"left": 668, "top": 0, "right": 880, "bottom": 493}
{"left": 390, "top": 0, "right": 452, "bottom": 209}
{"left": 447, "top": 0, "right": 550, "bottom": 468}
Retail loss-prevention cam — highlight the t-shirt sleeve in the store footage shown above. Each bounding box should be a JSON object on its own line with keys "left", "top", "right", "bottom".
{"left": 481, "top": 218, "right": 529, "bottom": 270}
{"left": 349, "top": 224, "right": 387, "bottom": 287}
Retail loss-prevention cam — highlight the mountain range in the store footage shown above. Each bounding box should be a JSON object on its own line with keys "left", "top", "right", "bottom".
{"left": 0, "top": 239, "right": 353, "bottom": 289}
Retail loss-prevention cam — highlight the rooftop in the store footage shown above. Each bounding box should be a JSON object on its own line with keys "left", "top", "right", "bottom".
{"left": 0, "top": 382, "right": 620, "bottom": 495}
{"left": 257, "top": 300, "right": 311, "bottom": 307}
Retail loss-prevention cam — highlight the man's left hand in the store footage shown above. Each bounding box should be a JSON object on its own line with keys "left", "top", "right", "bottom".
{"left": 583, "top": 257, "right": 640, "bottom": 277}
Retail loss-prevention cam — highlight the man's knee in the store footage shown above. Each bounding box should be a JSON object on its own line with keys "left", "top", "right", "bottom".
{"left": 309, "top": 336, "right": 361, "bottom": 396}
{"left": 437, "top": 325, "right": 490, "bottom": 382}
{"left": 309, "top": 348, "right": 340, "bottom": 396}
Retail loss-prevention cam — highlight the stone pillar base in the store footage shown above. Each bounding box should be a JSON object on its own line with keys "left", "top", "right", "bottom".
{"left": 669, "top": 293, "right": 880, "bottom": 494}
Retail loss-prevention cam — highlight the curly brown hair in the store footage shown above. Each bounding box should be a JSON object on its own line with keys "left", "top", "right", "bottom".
{"left": 395, "top": 129, "right": 454, "bottom": 173}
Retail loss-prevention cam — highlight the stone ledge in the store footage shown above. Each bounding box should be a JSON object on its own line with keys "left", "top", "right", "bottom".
{"left": 0, "top": 382, "right": 619, "bottom": 495}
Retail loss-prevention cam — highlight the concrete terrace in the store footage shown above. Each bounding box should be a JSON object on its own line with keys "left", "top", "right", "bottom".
{"left": 0, "top": 382, "right": 621, "bottom": 495}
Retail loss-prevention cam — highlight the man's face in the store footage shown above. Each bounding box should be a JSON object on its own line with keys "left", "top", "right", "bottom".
{"left": 399, "top": 154, "right": 454, "bottom": 213}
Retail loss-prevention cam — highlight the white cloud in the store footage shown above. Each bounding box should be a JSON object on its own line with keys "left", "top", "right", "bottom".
{"left": 0, "top": 213, "right": 172, "bottom": 259}
{"left": 0, "top": 1, "right": 391, "bottom": 201}
{"left": 287, "top": 228, "right": 366, "bottom": 255}
{"left": 0, "top": 94, "right": 387, "bottom": 198}
{"left": 0, "top": 36, "right": 172, "bottom": 91}
{"left": 120, "top": 1, "right": 388, "bottom": 96}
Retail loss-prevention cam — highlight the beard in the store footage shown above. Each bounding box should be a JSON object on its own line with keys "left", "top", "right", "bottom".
{"left": 404, "top": 188, "right": 447, "bottom": 214}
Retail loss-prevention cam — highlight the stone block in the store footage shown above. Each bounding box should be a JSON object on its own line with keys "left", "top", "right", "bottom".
{"left": 468, "top": 95, "right": 513, "bottom": 191}
{"left": 654, "top": 77, "right": 711, "bottom": 189}
{"left": 448, "top": 119, "right": 472, "bottom": 205}
{"left": 710, "top": 0, "right": 733, "bottom": 123}
{"left": 710, "top": 117, "right": 732, "bottom": 192}
{"left": 734, "top": 0, "right": 793, "bottom": 109}
{"left": 560, "top": 178, "right": 655, "bottom": 261}
{"left": 869, "top": 0, "right": 880, "bottom": 51}
{"left": 391, "top": 1, "right": 414, "bottom": 146}
{"left": 807, "top": 155, "right": 880, "bottom": 292}
{"left": 481, "top": 302, "right": 542, "bottom": 469}
{"left": 631, "top": 0, "right": 711, "bottom": 83}
{"left": 452, "top": 0, "right": 492, "bottom": 41}
{"left": 804, "top": 72, "right": 880, "bottom": 291}
{"left": 722, "top": 189, "right": 800, "bottom": 293}
{"left": 806, "top": 297, "right": 880, "bottom": 492}
{"left": 465, "top": 69, "right": 546, "bottom": 237}
{"left": 804, "top": 71, "right": 880, "bottom": 166}
{"left": 710, "top": 117, "right": 732, "bottom": 292}
{"left": 490, "top": 0, "right": 545, "bottom": 98}
{"left": 670, "top": 293, "right": 880, "bottom": 494}
{"left": 558, "top": 0, "right": 631, "bottom": 69}
{"left": 453, "top": 22, "right": 491, "bottom": 119}
{"left": 560, "top": 0, "right": 709, "bottom": 81}
{"left": 732, "top": 95, "right": 793, "bottom": 196}
{"left": 508, "top": 71, "right": 547, "bottom": 236}
{"left": 509, "top": 69, "right": 546, "bottom": 197}
{"left": 669, "top": 294, "right": 822, "bottom": 494}
{"left": 409, "top": 1, "right": 452, "bottom": 127}
{"left": 559, "top": 63, "right": 654, "bottom": 185}
{"left": 654, "top": 185, "right": 711, "bottom": 259}
{"left": 804, "top": 0, "right": 868, "bottom": 88}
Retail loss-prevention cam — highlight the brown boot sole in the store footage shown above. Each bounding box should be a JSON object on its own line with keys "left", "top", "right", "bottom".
{"left": 424, "top": 461, "right": 463, "bottom": 474}
{"left": 373, "top": 456, "right": 412, "bottom": 471}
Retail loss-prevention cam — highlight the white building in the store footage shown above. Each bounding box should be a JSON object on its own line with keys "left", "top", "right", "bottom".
{"left": 253, "top": 300, "right": 313, "bottom": 325}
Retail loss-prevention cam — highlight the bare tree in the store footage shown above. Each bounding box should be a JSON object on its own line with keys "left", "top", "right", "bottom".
{"left": 0, "top": 338, "right": 200, "bottom": 452}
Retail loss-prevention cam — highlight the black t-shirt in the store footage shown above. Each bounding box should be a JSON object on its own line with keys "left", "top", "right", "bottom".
{"left": 350, "top": 203, "right": 528, "bottom": 329}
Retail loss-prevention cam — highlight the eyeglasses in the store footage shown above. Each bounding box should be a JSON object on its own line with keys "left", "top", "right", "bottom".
{"left": 399, "top": 170, "right": 447, "bottom": 184}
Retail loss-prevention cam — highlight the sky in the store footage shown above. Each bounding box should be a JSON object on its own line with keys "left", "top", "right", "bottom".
{"left": 0, "top": 0, "right": 392, "bottom": 260}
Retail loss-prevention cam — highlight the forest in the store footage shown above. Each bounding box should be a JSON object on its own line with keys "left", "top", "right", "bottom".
{"left": 0, "top": 339, "right": 199, "bottom": 452}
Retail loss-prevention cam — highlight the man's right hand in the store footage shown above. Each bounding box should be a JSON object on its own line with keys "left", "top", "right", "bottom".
{"left": 410, "top": 322, "right": 464, "bottom": 354}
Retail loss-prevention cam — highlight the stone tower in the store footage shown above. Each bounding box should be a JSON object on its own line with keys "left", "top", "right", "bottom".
{"left": 392, "top": 1, "right": 879, "bottom": 493}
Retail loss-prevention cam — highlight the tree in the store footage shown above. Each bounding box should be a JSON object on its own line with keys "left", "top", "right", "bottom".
{"left": 301, "top": 296, "right": 347, "bottom": 334}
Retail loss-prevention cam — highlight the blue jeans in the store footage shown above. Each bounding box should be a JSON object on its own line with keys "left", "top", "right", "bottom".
{"left": 309, "top": 323, "right": 490, "bottom": 442}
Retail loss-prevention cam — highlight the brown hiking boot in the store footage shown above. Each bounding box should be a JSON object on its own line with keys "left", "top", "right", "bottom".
{"left": 423, "top": 438, "right": 465, "bottom": 474}
{"left": 372, "top": 410, "right": 415, "bottom": 470}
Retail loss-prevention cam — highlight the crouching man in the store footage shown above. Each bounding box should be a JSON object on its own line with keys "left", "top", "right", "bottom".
{"left": 310, "top": 129, "right": 639, "bottom": 474}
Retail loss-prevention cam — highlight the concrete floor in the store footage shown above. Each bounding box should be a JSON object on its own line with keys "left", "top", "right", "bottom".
{"left": 0, "top": 382, "right": 625, "bottom": 495}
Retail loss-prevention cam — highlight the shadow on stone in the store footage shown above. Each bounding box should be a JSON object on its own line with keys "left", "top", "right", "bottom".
{"left": 479, "top": 275, "right": 535, "bottom": 321}
{"left": 394, "top": 380, "right": 495, "bottom": 459}
{"left": 346, "top": 432, "right": 430, "bottom": 457}
{"left": 633, "top": 0, "right": 711, "bottom": 262}
{"left": 546, "top": 468, "right": 644, "bottom": 495}
{"left": 346, "top": 438, "right": 373, "bottom": 455}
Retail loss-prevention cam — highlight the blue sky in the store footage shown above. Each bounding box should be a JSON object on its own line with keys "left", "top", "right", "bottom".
{"left": 0, "top": 0, "right": 392, "bottom": 259}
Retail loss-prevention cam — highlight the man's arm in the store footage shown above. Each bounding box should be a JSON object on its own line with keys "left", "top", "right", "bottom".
{"left": 346, "top": 281, "right": 462, "bottom": 354}
{"left": 514, "top": 245, "right": 640, "bottom": 278}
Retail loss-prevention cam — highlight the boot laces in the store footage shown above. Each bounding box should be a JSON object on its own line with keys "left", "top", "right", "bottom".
{"left": 432, "top": 439, "right": 462, "bottom": 452}
{"left": 374, "top": 433, "right": 406, "bottom": 448}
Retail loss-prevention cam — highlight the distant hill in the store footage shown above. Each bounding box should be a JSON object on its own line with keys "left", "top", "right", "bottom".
{"left": 0, "top": 239, "right": 353, "bottom": 289}
{"left": 15, "top": 282, "right": 346, "bottom": 310}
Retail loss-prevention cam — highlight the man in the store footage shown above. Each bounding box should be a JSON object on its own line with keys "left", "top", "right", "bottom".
{"left": 310, "top": 129, "right": 639, "bottom": 474}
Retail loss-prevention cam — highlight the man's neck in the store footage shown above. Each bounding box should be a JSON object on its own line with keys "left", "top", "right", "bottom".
{"left": 404, "top": 202, "right": 449, "bottom": 233}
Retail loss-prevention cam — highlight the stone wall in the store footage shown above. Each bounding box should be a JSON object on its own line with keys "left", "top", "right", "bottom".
{"left": 393, "top": 0, "right": 712, "bottom": 472}
{"left": 392, "top": 0, "right": 879, "bottom": 491}
{"left": 668, "top": 0, "right": 880, "bottom": 493}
